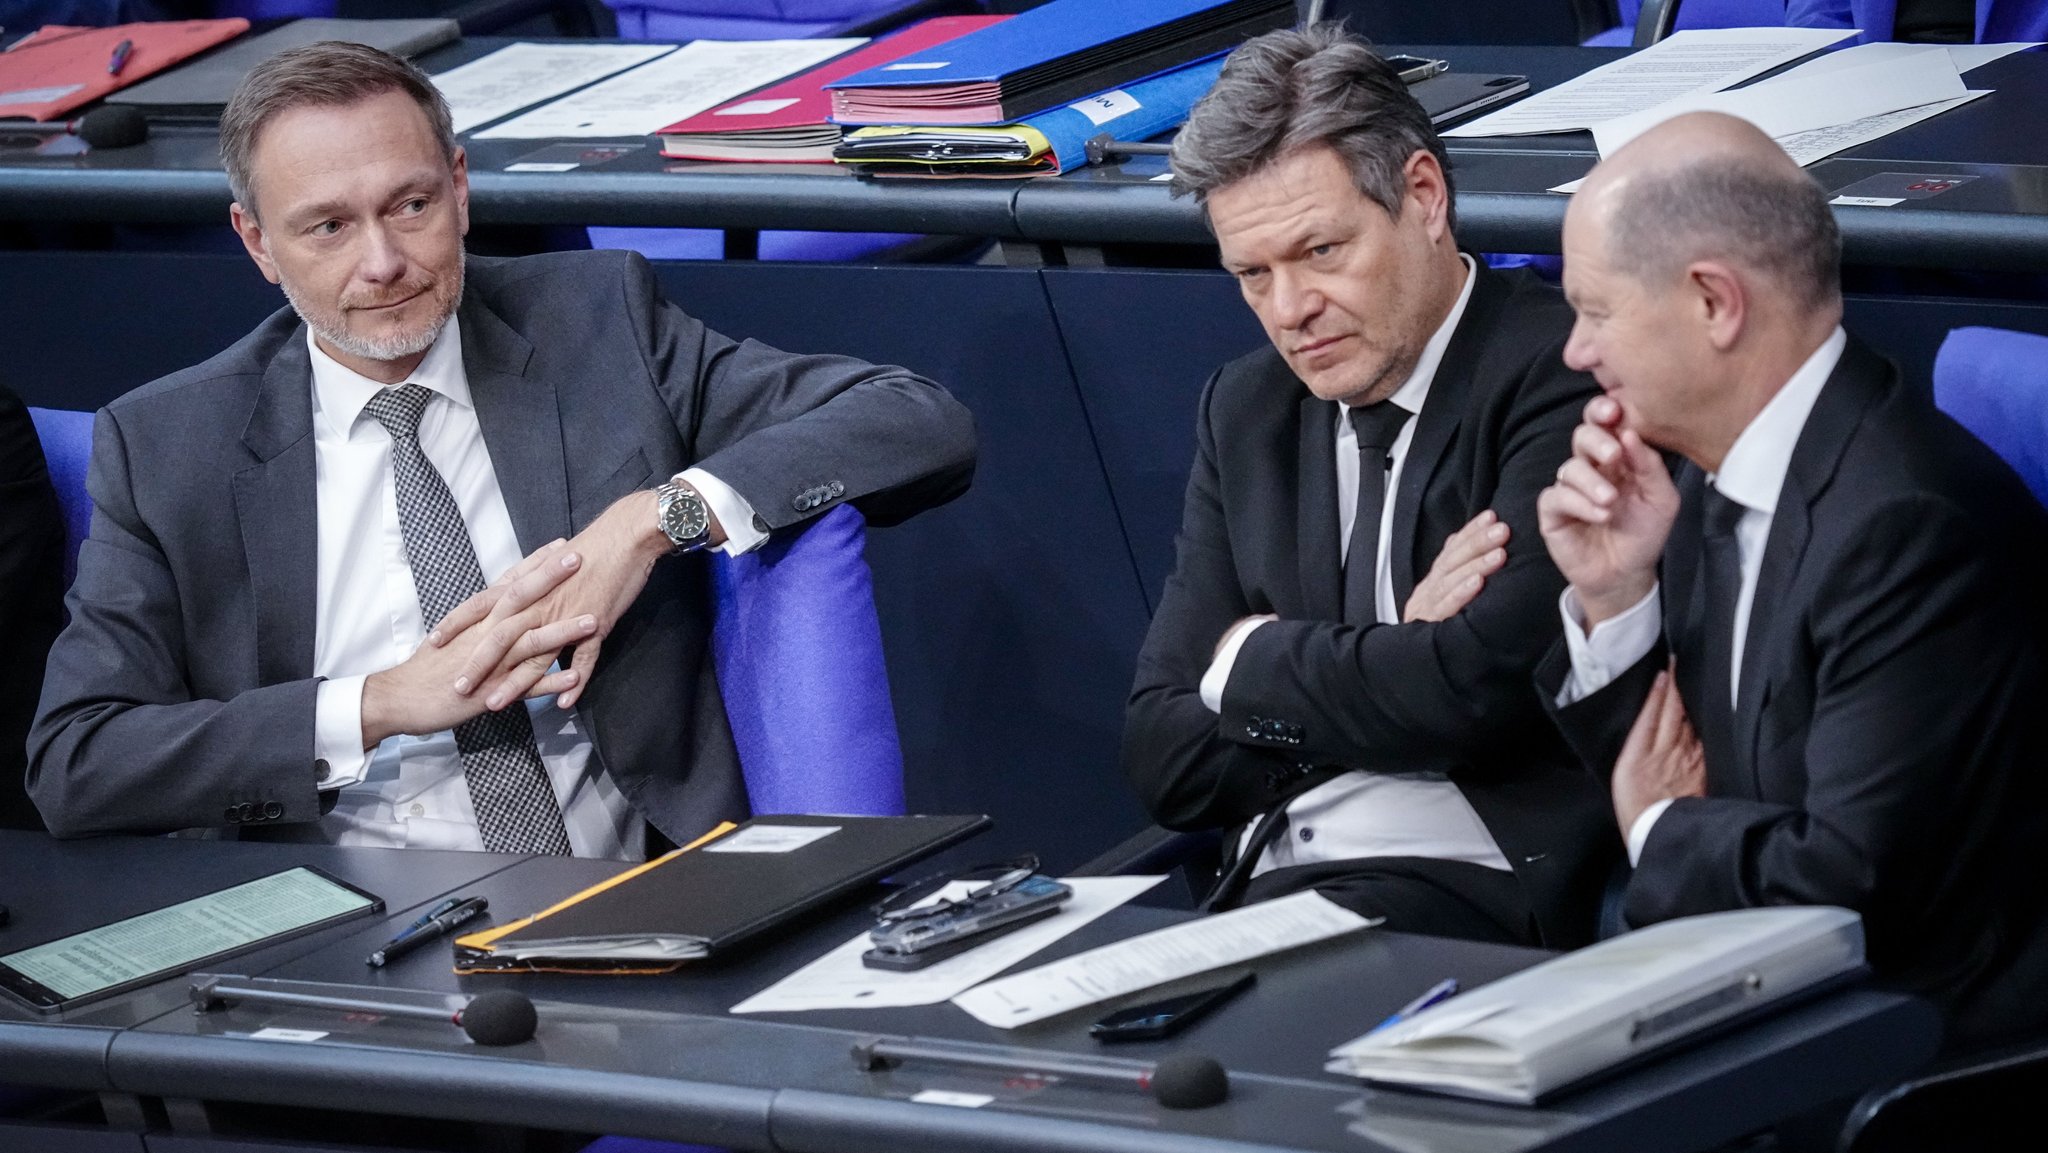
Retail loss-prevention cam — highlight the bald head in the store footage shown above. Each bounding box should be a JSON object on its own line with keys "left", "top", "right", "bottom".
{"left": 1572, "top": 112, "right": 1841, "bottom": 312}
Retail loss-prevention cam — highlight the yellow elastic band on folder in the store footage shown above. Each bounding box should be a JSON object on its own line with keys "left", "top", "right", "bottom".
{"left": 454, "top": 820, "right": 738, "bottom": 955}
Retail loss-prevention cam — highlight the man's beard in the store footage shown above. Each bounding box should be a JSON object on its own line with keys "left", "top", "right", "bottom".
{"left": 283, "top": 251, "right": 465, "bottom": 364}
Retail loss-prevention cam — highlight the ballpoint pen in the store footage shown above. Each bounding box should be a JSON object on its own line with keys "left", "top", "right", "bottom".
{"left": 1369, "top": 977, "right": 1460, "bottom": 1033}
{"left": 107, "top": 38, "right": 132, "bottom": 77}
{"left": 400, "top": 896, "right": 467, "bottom": 935}
{"left": 367, "top": 896, "right": 488, "bottom": 967}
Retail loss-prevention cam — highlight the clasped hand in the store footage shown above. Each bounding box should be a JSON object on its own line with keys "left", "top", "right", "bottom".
{"left": 1613, "top": 662, "right": 1707, "bottom": 834}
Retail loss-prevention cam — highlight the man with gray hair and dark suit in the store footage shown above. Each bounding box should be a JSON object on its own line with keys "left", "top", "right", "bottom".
{"left": 29, "top": 42, "right": 975, "bottom": 858}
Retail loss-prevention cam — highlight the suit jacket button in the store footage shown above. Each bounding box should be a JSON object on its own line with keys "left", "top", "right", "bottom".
{"left": 752, "top": 514, "right": 769, "bottom": 532}
{"left": 223, "top": 806, "right": 241, "bottom": 823}
{"left": 263, "top": 801, "right": 283, "bottom": 819}
{"left": 314, "top": 758, "right": 330, "bottom": 782}
{"left": 826, "top": 480, "right": 844, "bottom": 497}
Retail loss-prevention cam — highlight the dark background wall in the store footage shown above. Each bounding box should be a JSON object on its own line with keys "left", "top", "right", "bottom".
{"left": 7, "top": 251, "right": 2048, "bottom": 868}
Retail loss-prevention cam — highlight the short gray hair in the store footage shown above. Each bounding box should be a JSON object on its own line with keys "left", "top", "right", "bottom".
{"left": 1170, "top": 23, "right": 1455, "bottom": 232}
{"left": 221, "top": 41, "right": 456, "bottom": 217}
{"left": 1607, "top": 162, "right": 1841, "bottom": 309}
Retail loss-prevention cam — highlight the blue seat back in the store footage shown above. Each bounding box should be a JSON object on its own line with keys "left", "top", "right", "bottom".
{"left": 709, "top": 503, "right": 906, "bottom": 815}
{"left": 1934, "top": 326, "right": 2048, "bottom": 508}
{"left": 27, "top": 407, "right": 92, "bottom": 588}
{"left": 606, "top": 0, "right": 919, "bottom": 40}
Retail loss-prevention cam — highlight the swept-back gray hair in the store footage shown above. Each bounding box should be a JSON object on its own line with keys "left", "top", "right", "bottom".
{"left": 220, "top": 41, "right": 456, "bottom": 218}
{"left": 1170, "top": 23, "right": 1455, "bottom": 231}
{"left": 1606, "top": 161, "right": 1841, "bottom": 310}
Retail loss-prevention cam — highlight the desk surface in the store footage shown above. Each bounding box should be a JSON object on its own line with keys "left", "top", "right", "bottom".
{"left": 0, "top": 41, "right": 2044, "bottom": 270}
{"left": 0, "top": 831, "right": 1940, "bottom": 1153}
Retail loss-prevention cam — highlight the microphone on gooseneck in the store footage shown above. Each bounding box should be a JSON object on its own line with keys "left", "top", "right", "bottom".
{"left": 190, "top": 978, "right": 538, "bottom": 1046}
{"left": 0, "top": 106, "right": 150, "bottom": 150}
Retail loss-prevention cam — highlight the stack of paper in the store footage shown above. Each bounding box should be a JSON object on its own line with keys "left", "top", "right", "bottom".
{"left": 1326, "top": 907, "right": 1865, "bottom": 1105}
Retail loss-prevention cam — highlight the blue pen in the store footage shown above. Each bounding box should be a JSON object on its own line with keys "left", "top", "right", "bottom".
{"left": 1369, "top": 977, "right": 1460, "bottom": 1033}
{"left": 106, "top": 38, "right": 132, "bottom": 77}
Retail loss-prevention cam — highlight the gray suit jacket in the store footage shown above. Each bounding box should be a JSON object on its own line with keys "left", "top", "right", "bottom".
{"left": 28, "top": 250, "right": 976, "bottom": 846}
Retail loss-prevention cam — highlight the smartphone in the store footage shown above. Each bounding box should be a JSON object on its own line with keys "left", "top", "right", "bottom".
{"left": 0, "top": 866, "right": 383, "bottom": 1013}
{"left": 1384, "top": 54, "right": 1450, "bottom": 84}
{"left": 862, "top": 874, "right": 1072, "bottom": 971}
{"left": 1090, "top": 971, "right": 1256, "bottom": 1042}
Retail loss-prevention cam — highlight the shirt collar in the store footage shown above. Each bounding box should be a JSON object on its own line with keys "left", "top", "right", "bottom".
{"left": 309, "top": 315, "right": 470, "bottom": 442}
{"left": 1711, "top": 325, "right": 1848, "bottom": 516}
{"left": 1341, "top": 252, "right": 1476, "bottom": 421}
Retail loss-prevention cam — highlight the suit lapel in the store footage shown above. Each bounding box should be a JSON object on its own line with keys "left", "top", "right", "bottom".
{"left": 1388, "top": 262, "right": 1503, "bottom": 603}
{"left": 1296, "top": 394, "right": 1343, "bottom": 621}
{"left": 235, "top": 329, "right": 320, "bottom": 686}
{"left": 460, "top": 288, "right": 570, "bottom": 551}
{"left": 1733, "top": 338, "right": 1891, "bottom": 785}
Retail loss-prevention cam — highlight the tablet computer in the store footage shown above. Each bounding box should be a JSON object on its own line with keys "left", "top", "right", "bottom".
{"left": 0, "top": 865, "right": 383, "bottom": 1013}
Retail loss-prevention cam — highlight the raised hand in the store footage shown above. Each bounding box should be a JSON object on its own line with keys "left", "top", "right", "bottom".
{"left": 1537, "top": 395, "right": 1678, "bottom": 627}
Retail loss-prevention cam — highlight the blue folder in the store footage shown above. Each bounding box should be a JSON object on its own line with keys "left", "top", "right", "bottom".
{"left": 825, "top": 0, "right": 1289, "bottom": 125}
{"left": 834, "top": 55, "right": 1225, "bottom": 178}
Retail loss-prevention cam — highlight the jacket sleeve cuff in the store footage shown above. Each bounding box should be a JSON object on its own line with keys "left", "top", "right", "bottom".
{"left": 1627, "top": 797, "right": 1675, "bottom": 867}
{"left": 1558, "top": 583, "right": 1662, "bottom": 706}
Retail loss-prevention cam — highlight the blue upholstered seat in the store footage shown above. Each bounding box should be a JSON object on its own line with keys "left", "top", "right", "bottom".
{"left": 1932, "top": 326, "right": 2048, "bottom": 507}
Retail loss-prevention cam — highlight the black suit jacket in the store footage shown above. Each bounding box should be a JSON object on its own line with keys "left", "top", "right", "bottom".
{"left": 1124, "top": 264, "right": 1619, "bottom": 948}
{"left": 28, "top": 250, "right": 976, "bottom": 847}
{"left": 1540, "top": 336, "right": 2048, "bottom": 1051}
{"left": 0, "top": 384, "right": 65, "bottom": 832}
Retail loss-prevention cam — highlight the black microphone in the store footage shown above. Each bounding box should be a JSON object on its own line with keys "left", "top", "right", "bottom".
{"left": 853, "top": 1037, "right": 1230, "bottom": 1109}
{"left": 190, "top": 978, "right": 538, "bottom": 1046}
{"left": 0, "top": 106, "right": 150, "bottom": 149}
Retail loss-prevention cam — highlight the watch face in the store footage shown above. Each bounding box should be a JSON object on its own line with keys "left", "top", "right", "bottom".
{"left": 661, "top": 487, "right": 710, "bottom": 545}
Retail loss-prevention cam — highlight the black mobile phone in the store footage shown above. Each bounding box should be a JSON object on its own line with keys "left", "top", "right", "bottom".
{"left": 1383, "top": 54, "right": 1449, "bottom": 84}
{"left": 1090, "top": 971, "right": 1256, "bottom": 1042}
{"left": 0, "top": 866, "right": 384, "bottom": 1013}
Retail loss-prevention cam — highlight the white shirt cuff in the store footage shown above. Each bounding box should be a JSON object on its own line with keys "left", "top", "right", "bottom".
{"left": 313, "top": 675, "right": 371, "bottom": 789}
{"left": 1627, "top": 797, "right": 1676, "bottom": 867}
{"left": 678, "top": 467, "right": 768, "bottom": 557}
{"left": 1557, "top": 584, "right": 1663, "bottom": 706}
{"left": 1199, "top": 618, "right": 1268, "bottom": 714}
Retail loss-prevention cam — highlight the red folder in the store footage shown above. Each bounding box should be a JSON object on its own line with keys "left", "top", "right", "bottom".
{"left": 0, "top": 20, "right": 249, "bottom": 122}
{"left": 658, "top": 15, "right": 1007, "bottom": 163}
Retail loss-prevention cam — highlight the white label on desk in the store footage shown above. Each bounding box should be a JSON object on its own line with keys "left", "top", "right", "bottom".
{"left": 1831, "top": 196, "right": 1906, "bottom": 207}
{"left": 1070, "top": 89, "right": 1140, "bottom": 126}
{"left": 952, "top": 891, "right": 1376, "bottom": 1029}
{"left": 883, "top": 62, "right": 949, "bottom": 70}
{"left": 718, "top": 98, "right": 801, "bottom": 116}
{"left": 703, "top": 824, "right": 839, "bottom": 853}
{"left": 248, "top": 1028, "right": 328, "bottom": 1043}
{"left": 911, "top": 1090, "right": 993, "bottom": 1108}
{"left": 505, "top": 162, "right": 582, "bottom": 173}
{"left": 1149, "top": 172, "right": 1175, "bottom": 182}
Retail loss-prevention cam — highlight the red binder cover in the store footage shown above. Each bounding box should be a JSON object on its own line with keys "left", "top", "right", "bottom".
{"left": 0, "top": 20, "right": 249, "bottom": 122}
{"left": 658, "top": 15, "right": 1007, "bottom": 163}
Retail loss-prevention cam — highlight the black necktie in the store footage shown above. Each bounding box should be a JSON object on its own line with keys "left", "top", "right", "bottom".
{"left": 363, "top": 385, "right": 574, "bottom": 857}
{"left": 1697, "top": 485, "right": 1747, "bottom": 774}
{"left": 1342, "top": 401, "right": 1413, "bottom": 626}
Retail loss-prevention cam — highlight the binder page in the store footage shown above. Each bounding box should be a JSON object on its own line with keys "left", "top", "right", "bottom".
{"left": 952, "top": 891, "right": 1376, "bottom": 1028}
{"left": 729, "top": 875, "right": 1163, "bottom": 1013}
{"left": 1591, "top": 44, "right": 1967, "bottom": 157}
{"left": 476, "top": 38, "right": 864, "bottom": 139}
{"left": 1442, "top": 27, "right": 1854, "bottom": 138}
{"left": 432, "top": 42, "right": 678, "bottom": 134}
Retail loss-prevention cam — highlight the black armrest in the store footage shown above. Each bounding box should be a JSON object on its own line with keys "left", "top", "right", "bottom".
{"left": 1841, "top": 1034, "right": 2048, "bottom": 1153}
{"left": 444, "top": 0, "right": 613, "bottom": 37}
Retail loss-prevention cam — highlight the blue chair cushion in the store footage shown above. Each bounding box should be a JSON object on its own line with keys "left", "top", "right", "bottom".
{"left": 709, "top": 504, "right": 905, "bottom": 816}
{"left": 1933, "top": 326, "right": 2048, "bottom": 508}
{"left": 27, "top": 407, "right": 92, "bottom": 586}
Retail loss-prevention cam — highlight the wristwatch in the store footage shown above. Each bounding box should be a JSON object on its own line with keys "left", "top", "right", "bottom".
{"left": 655, "top": 479, "right": 713, "bottom": 553}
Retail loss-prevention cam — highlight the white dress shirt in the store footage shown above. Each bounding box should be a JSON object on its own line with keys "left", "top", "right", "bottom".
{"left": 1200, "top": 255, "right": 1511, "bottom": 877}
{"left": 305, "top": 320, "right": 765, "bottom": 858}
{"left": 1558, "top": 326, "right": 1847, "bottom": 864}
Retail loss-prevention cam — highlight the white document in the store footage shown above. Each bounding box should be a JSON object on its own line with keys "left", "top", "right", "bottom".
{"left": 1776, "top": 90, "right": 1989, "bottom": 166}
{"left": 951, "top": 891, "right": 1377, "bottom": 1029}
{"left": 1444, "top": 27, "right": 1855, "bottom": 138}
{"left": 432, "top": 42, "right": 677, "bottom": 135}
{"left": 729, "top": 876, "right": 1164, "bottom": 1014}
{"left": 703, "top": 824, "right": 838, "bottom": 853}
{"left": 1763, "top": 39, "right": 2040, "bottom": 81}
{"left": 1591, "top": 44, "right": 1967, "bottom": 157}
{"left": 1326, "top": 907, "right": 1864, "bottom": 1104}
{"left": 477, "top": 38, "right": 864, "bottom": 140}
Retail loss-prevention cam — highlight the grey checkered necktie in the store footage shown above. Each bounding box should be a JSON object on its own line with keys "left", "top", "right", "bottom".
{"left": 363, "top": 384, "right": 573, "bottom": 856}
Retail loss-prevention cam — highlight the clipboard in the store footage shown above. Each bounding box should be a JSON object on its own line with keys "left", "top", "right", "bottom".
{"left": 0, "top": 20, "right": 248, "bottom": 122}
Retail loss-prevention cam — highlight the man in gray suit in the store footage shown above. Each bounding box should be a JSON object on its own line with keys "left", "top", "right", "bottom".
{"left": 28, "top": 43, "right": 975, "bottom": 857}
